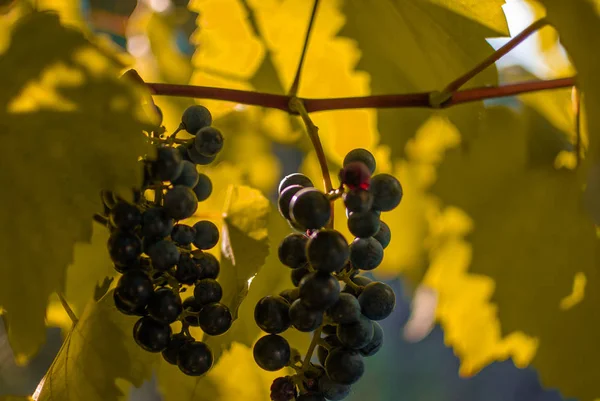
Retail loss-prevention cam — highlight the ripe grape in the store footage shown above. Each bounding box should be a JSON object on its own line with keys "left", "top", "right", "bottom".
{"left": 181, "top": 104, "right": 212, "bottom": 134}
{"left": 370, "top": 173, "right": 403, "bottom": 211}
{"left": 162, "top": 333, "right": 193, "bottom": 365}
{"left": 373, "top": 220, "right": 391, "bottom": 249}
{"left": 291, "top": 265, "right": 311, "bottom": 287}
{"left": 326, "top": 292, "right": 361, "bottom": 324}
{"left": 115, "top": 270, "right": 153, "bottom": 310}
{"left": 278, "top": 233, "right": 308, "bottom": 269}
{"left": 193, "top": 173, "right": 213, "bottom": 202}
{"left": 349, "top": 237, "right": 384, "bottom": 271}
{"left": 317, "top": 334, "right": 342, "bottom": 366}
{"left": 254, "top": 295, "right": 291, "bottom": 334}
{"left": 289, "top": 299, "right": 323, "bottom": 332}
{"left": 177, "top": 341, "right": 213, "bottom": 376}
{"left": 360, "top": 321, "right": 383, "bottom": 357}
{"left": 347, "top": 210, "right": 380, "bottom": 238}
{"left": 193, "top": 220, "right": 219, "bottom": 249}
{"left": 182, "top": 296, "right": 202, "bottom": 326}
{"left": 175, "top": 144, "right": 192, "bottom": 163}
{"left": 109, "top": 202, "right": 141, "bottom": 231}
{"left": 341, "top": 275, "right": 372, "bottom": 297}
{"left": 108, "top": 231, "right": 142, "bottom": 266}
{"left": 187, "top": 145, "right": 217, "bottom": 165}
{"left": 114, "top": 290, "right": 147, "bottom": 316}
{"left": 278, "top": 173, "right": 314, "bottom": 195}
{"left": 318, "top": 374, "right": 351, "bottom": 401}
{"left": 337, "top": 314, "right": 374, "bottom": 349}
{"left": 253, "top": 334, "right": 291, "bottom": 371}
{"left": 306, "top": 230, "right": 349, "bottom": 273}
{"left": 279, "top": 288, "right": 300, "bottom": 304}
{"left": 324, "top": 348, "right": 364, "bottom": 385}
{"left": 193, "top": 278, "right": 223, "bottom": 305}
{"left": 339, "top": 161, "right": 371, "bottom": 190}
{"left": 147, "top": 288, "right": 183, "bottom": 324}
{"left": 358, "top": 282, "right": 396, "bottom": 320}
{"left": 270, "top": 376, "right": 298, "bottom": 401}
{"left": 174, "top": 254, "right": 200, "bottom": 284}
{"left": 171, "top": 224, "right": 196, "bottom": 246}
{"left": 152, "top": 146, "right": 184, "bottom": 182}
{"left": 198, "top": 302, "right": 232, "bottom": 335}
{"left": 164, "top": 185, "right": 199, "bottom": 220}
{"left": 343, "top": 148, "right": 376, "bottom": 174}
{"left": 147, "top": 239, "right": 180, "bottom": 271}
{"left": 290, "top": 188, "right": 331, "bottom": 230}
{"left": 133, "top": 316, "right": 172, "bottom": 352}
{"left": 142, "top": 207, "right": 174, "bottom": 238}
{"left": 193, "top": 251, "right": 220, "bottom": 279}
{"left": 278, "top": 184, "right": 304, "bottom": 221}
{"left": 343, "top": 189, "right": 373, "bottom": 213}
{"left": 194, "top": 126, "right": 224, "bottom": 157}
{"left": 172, "top": 160, "right": 199, "bottom": 188}
{"left": 299, "top": 272, "right": 340, "bottom": 310}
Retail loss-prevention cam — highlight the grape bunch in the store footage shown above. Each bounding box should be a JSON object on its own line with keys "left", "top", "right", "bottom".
{"left": 99, "top": 104, "right": 232, "bottom": 377}
{"left": 253, "top": 149, "right": 402, "bottom": 400}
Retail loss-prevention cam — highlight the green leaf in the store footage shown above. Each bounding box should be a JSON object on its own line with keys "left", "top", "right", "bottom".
{"left": 37, "top": 290, "right": 157, "bottom": 401}
{"left": 0, "top": 12, "right": 152, "bottom": 361}
{"left": 431, "top": 106, "right": 600, "bottom": 401}
{"left": 339, "top": 0, "right": 509, "bottom": 158}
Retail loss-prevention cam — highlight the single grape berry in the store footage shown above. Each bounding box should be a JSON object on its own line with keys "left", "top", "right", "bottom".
{"left": 317, "top": 334, "right": 342, "bottom": 366}
{"left": 176, "top": 144, "right": 192, "bottom": 163}
{"left": 349, "top": 237, "right": 384, "bottom": 271}
{"left": 162, "top": 333, "right": 193, "bottom": 365}
{"left": 339, "top": 161, "right": 371, "bottom": 190}
{"left": 193, "top": 279, "right": 223, "bottom": 305}
{"left": 373, "top": 220, "right": 391, "bottom": 249}
{"left": 291, "top": 265, "right": 311, "bottom": 287}
{"left": 114, "top": 290, "right": 147, "bottom": 316}
{"left": 194, "top": 126, "right": 224, "bottom": 157}
{"left": 198, "top": 302, "right": 232, "bottom": 335}
{"left": 325, "top": 348, "right": 365, "bottom": 385}
{"left": 370, "top": 173, "right": 403, "bottom": 212}
{"left": 142, "top": 207, "right": 174, "bottom": 238}
{"left": 299, "top": 272, "right": 340, "bottom": 310}
{"left": 193, "top": 220, "right": 219, "bottom": 250}
{"left": 147, "top": 239, "right": 180, "bottom": 271}
{"left": 303, "top": 365, "right": 325, "bottom": 392}
{"left": 278, "top": 233, "right": 308, "bottom": 269}
{"left": 182, "top": 296, "right": 202, "bottom": 326}
{"left": 306, "top": 230, "right": 349, "bottom": 273}
{"left": 326, "top": 292, "right": 361, "bottom": 324}
{"left": 337, "top": 314, "right": 374, "bottom": 349}
{"left": 115, "top": 270, "right": 153, "bottom": 310}
{"left": 109, "top": 202, "right": 141, "bottom": 231}
{"left": 172, "top": 160, "right": 200, "bottom": 188}
{"left": 343, "top": 189, "right": 373, "bottom": 213}
{"left": 152, "top": 146, "right": 184, "bottom": 182}
{"left": 253, "top": 334, "right": 291, "bottom": 371}
{"left": 278, "top": 184, "right": 304, "bottom": 221}
{"left": 347, "top": 210, "right": 380, "bottom": 238}
{"left": 108, "top": 231, "right": 142, "bottom": 266}
{"left": 164, "top": 186, "right": 199, "bottom": 220}
{"left": 289, "top": 299, "right": 323, "bottom": 332}
{"left": 181, "top": 104, "right": 212, "bottom": 134}
{"left": 290, "top": 188, "right": 331, "bottom": 230}
{"left": 193, "top": 173, "right": 213, "bottom": 202}
{"left": 187, "top": 145, "right": 217, "bottom": 165}
{"left": 360, "top": 321, "right": 383, "bottom": 357}
{"left": 147, "top": 288, "right": 183, "bottom": 324}
{"left": 254, "top": 295, "right": 291, "bottom": 334}
{"left": 278, "top": 173, "right": 314, "bottom": 195}
{"left": 279, "top": 288, "right": 300, "bottom": 304}
{"left": 174, "top": 254, "right": 201, "bottom": 284}
{"left": 270, "top": 376, "right": 298, "bottom": 401}
{"left": 341, "top": 275, "right": 372, "bottom": 297}
{"left": 171, "top": 224, "right": 196, "bottom": 246}
{"left": 358, "top": 282, "right": 396, "bottom": 320}
{"left": 318, "top": 374, "right": 351, "bottom": 401}
{"left": 343, "top": 148, "right": 376, "bottom": 174}
{"left": 193, "top": 251, "right": 220, "bottom": 279}
{"left": 177, "top": 341, "right": 213, "bottom": 376}
{"left": 133, "top": 316, "right": 172, "bottom": 352}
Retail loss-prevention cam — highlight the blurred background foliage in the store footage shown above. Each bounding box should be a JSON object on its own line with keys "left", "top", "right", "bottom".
{"left": 0, "top": 0, "right": 594, "bottom": 400}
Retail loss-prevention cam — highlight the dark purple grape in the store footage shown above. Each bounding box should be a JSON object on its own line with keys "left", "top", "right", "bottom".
{"left": 339, "top": 161, "right": 371, "bottom": 190}
{"left": 193, "top": 279, "right": 222, "bottom": 305}
{"left": 324, "top": 348, "right": 364, "bottom": 385}
{"left": 147, "top": 239, "right": 180, "bottom": 271}
{"left": 181, "top": 105, "right": 212, "bottom": 134}
{"left": 172, "top": 160, "right": 200, "bottom": 188}
{"left": 177, "top": 341, "right": 213, "bottom": 376}
{"left": 253, "top": 334, "right": 291, "bottom": 371}
{"left": 370, "top": 173, "right": 402, "bottom": 212}
{"left": 299, "top": 272, "right": 340, "bottom": 310}
{"left": 347, "top": 210, "right": 380, "bottom": 238}
{"left": 109, "top": 202, "right": 141, "bottom": 231}
{"left": 193, "top": 173, "right": 212, "bottom": 202}
{"left": 289, "top": 299, "right": 323, "bottom": 332}
{"left": 349, "top": 237, "right": 384, "bottom": 271}
{"left": 164, "top": 185, "right": 199, "bottom": 220}
{"left": 193, "top": 251, "right": 220, "bottom": 279}
{"left": 358, "top": 282, "right": 396, "bottom": 320}
{"left": 360, "top": 321, "right": 383, "bottom": 356}
{"left": 198, "top": 302, "right": 232, "bottom": 335}
{"left": 279, "top": 288, "right": 300, "bottom": 304}
{"left": 326, "top": 292, "right": 361, "bottom": 324}
{"left": 278, "top": 184, "right": 304, "bottom": 221}
{"left": 343, "top": 148, "right": 376, "bottom": 174}
{"left": 306, "top": 230, "right": 349, "bottom": 273}
{"left": 141, "top": 207, "right": 174, "bottom": 238}
{"left": 115, "top": 270, "right": 153, "bottom": 310}
{"left": 133, "top": 316, "right": 172, "bottom": 352}
{"left": 343, "top": 189, "right": 373, "bottom": 213}
{"left": 278, "top": 233, "right": 309, "bottom": 269}
{"left": 270, "top": 376, "right": 298, "bottom": 401}
{"left": 278, "top": 173, "right": 314, "bottom": 195}
{"left": 291, "top": 265, "right": 311, "bottom": 287}
{"left": 147, "top": 288, "right": 183, "bottom": 324}
{"left": 254, "top": 295, "right": 291, "bottom": 334}
{"left": 373, "top": 220, "right": 391, "bottom": 249}
{"left": 290, "top": 188, "right": 331, "bottom": 230}
{"left": 162, "top": 333, "right": 193, "bottom": 365}
{"left": 151, "top": 146, "right": 184, "bottom": 182}
{"left": 194, "top": 126, "right": 223, "bottom": 157}
{"left": 193, "top": 220, "right": 219, "bottom": 250}
{"left": 337, "top": 314, "right": 374, "bottom": 349}
{"left": 108, "top": 231, "right": 142, "bottom": 267}
{"left": 174, "top": 254, "right": 201, "bottom": 284}
{"left": 171, "top": 224, "right": 196, "bottom": 246}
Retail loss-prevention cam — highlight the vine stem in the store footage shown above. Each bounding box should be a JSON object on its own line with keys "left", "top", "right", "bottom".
{"left": 302, "top": 326, "right": 323, "bottom": 370}
{"left": 288, "top": 0, "right": 321, "bottom": 96}
{"left": 57, "top": 292, "right": 78, "bottom": 326}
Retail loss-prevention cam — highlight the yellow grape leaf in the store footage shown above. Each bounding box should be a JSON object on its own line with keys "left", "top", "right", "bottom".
{"left": 340, "top": 0, "right": 509, "bottom": 159}
{"left": 0, "top": 12, "right": 153, "bottom": 362}
{"left": 36, "top": 291, "right": 157, "bottom": 401}
{"left": 431, "top": 105, "right": 600, "bottom": 400}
